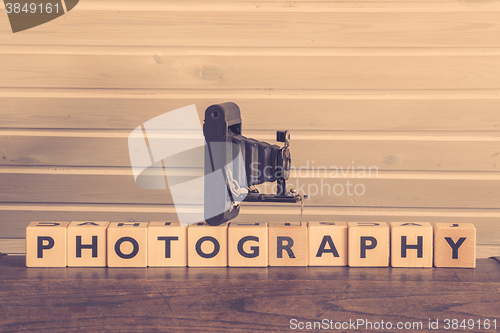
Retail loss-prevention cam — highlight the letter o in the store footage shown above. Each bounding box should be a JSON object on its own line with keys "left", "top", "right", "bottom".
{"left": 115, "top": 237, "right": 139, "bottom": 259}
{"left": 333, "top": 183, "right": 344, "bottom": 196}
{"left": 354, "top": 183, "right": 365, "bottom": 196}
{"left": 196, "top": 236, "right": 220, "bottom": 258}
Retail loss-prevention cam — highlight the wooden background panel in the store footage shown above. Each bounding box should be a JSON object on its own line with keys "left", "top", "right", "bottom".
{"left": 0, "top": 173, "right": 172, "bottom": 204}
{"left": 1, "top": 0, "right": 500, "bottom": 259}
{"left": 1, "top": 8, "right": 500, "bottom": 47}
{"left": 1, "top": 54, "right": 500, "bottom": 90}
{"left": 1, "top": 133, "right": 500, "bottom": 171}
{"left": 0, "top": 239, "right": 25, "bottom": 255}
{"left": 2, "top": 94, "right": 500, "bottom": 131}
{"left": 0, "top": 171, "right": 498, "bottom": 209}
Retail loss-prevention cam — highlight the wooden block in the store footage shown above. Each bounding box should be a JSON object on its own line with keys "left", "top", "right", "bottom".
{"left": 434, "top": 223, "right": 476, "bottom": 268}
{"left": 268, "top": 222, "right": 307, "bottom": 266}
{"left": 188, "top": 222, "right": 228, "bottom": 267}
{"left": 148, "top": 221, "right": 187, "bottom": 267}
{"left": 228, "top": 222, "right": 268, "bottom": 267}
{"left": 390, "top": 222, "right": 433, "bottom": 268}
{"left": 26, "top": 221, "right": 69, "bottom": 267}
{"left": 308, "top": 221, "right": 347, "bottom": 266}
{"left": 67, "top": 221, "right": 109, "bottom": 267}
{"left": 348, "top": 222, "right": 389, "bottom": 267}
{"left": 107, "top": 222, "right": 148, "bottom": 267}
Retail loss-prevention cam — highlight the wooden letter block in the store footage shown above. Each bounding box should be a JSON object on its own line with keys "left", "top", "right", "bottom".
{"left": 107, "top": 222, "right": 148, "bottom": 267}
{"left": 308, "top": 221, "right": 347, "bottom": 266}
{"left": 348, "top": 222, "right": 389, "bottom": 267}
{"left": 67, "top": 221, "right": 109, "bottom": 267}
{"left": 228, "top": 222, "right": 268, "bottom": 267}
{"left": 188, "top": 222, "right": 228, "bottom": 267}
{"left": 148, "top": 221, "right": 187, "bottom": 267}
{"left": 269, "top": 222, "right": 307, "bottom": 266}
{"left": 26, "top": 221, "right": 70, "bottom": 267}
{"left": 434, "top": 223, "right": 476, "bottom": 268}
{"left": 390, "top": 222, "right": 433, "bottom": 268}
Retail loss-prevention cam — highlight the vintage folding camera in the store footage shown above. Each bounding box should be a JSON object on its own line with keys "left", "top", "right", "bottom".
{"left": 203, "top": 102, "right": 304, "bottom": 226}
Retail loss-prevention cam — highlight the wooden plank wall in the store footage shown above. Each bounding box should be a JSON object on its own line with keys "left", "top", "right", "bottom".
{"left": 1, "top": 0, "right": 500, "bottom": 257}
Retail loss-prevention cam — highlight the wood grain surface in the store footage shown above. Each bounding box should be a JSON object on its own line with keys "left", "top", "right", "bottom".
{"left": 2, "top": 3, "right": 500, "bottom": 47}
{"left": 2, "top": 53, "right": 500, "bottom": 90}
{"left": 1, "top": 93, "right": 500, "bottom": 131}
{"left": 2, "top": 171, "right": 500, "bottom": 209}
{"left": 0, "top": 255, "right": 499, "bottom": 332}
{"left": 2, "top": 132, "right": 500, "bottom": 171}
{"left": 1, "top": 0, "right": 500, "bottom": 257}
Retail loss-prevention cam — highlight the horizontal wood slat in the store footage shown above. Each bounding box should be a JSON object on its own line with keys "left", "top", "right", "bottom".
{"left": 1, "top": 54, "right": 500, "bottom": 90}
{"left": 0, "top": 239, "right": 25, "bottom": 255}
{"left": 2, "top": 95, "right": 500, "bottom": 131}
{"left": 1, "top": 11, "right": 500, "bottom": 47}
{"left": 1, "top": 133, "right": 499, "bottom": 171}
{"left": 62, "top": 0, "right": 500, "bottom": 12}
{"left": 0, "top": 171, "right": 498, "bottom": 209}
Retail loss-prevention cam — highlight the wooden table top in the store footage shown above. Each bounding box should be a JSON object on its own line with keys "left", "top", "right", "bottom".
{"left": 0, "top": 256, "right": 499, "bottom": 332}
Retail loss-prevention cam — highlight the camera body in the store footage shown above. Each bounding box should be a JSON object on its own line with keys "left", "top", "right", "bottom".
{"left": 203, "top": 102, "right": 301, "bottom": 226}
